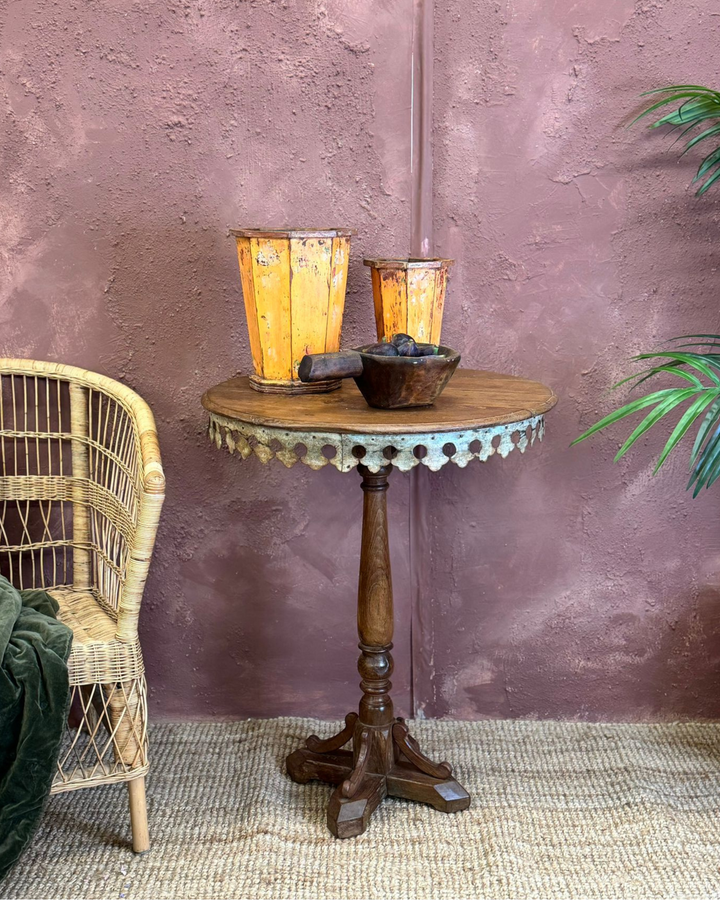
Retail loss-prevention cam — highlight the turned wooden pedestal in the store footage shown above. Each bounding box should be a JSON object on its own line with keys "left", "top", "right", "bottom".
{"left": 286, "top": 464, "right": 469, "bottom": 838}
{"left": 202, "top": 370, "right": 557, "bottom": 839}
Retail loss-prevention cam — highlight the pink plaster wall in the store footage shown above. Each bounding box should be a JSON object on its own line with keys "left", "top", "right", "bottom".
{"left": 1, "top": 0, "right": 719, "bottom": 721}
{"left": 0, "top": 0, "right": 415, "bottom": 719}
{"left": 426, "top": 0, "right": 720, "bottom": 720}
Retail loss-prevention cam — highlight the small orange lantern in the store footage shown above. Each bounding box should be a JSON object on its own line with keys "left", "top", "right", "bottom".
{"left": 364, "top": 257, "right": 454, "bottom": 345}
{"left": 231, "top": 227, "right": 354, "bottom": 394}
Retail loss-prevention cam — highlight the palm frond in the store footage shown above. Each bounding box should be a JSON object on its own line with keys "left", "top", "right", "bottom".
{"left": 633, "top": 85, "right": 720, "bottom": 195}
{"left": 572, "top": 338, "right": 720, "bottom": 493}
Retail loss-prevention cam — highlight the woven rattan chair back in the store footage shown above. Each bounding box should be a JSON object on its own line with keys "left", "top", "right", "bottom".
{"left": 0, "top": 359, "right": 165, "bottom": 853}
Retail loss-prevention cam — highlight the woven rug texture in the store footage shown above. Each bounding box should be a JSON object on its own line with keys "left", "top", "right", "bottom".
{"left": 2, "top": 718, "right": 720, "bottom": 900}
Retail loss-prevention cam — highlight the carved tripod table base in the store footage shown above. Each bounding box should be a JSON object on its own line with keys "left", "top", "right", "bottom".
{"left": 286, "top": 464, "right": 470, "bottom": 838}
{"left": 287, "top": 713, "right": 470, "bottom": 839}
{"left": 202, "top": 369, "right": 557, "bottom": 838}
{"left": 202, "top": 371, "right": 557, "bottom": 840}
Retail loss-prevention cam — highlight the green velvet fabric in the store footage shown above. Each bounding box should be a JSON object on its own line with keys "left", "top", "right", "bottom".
{"left": 0, "top": 575, "right": 72, "bottom": 881}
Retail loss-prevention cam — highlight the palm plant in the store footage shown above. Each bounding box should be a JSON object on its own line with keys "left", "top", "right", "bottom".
{"left": 634, "top": 85, "right": 720, "bottom": 194}
{"left": 573, "top": 85, "right": 720, "bottom": 493}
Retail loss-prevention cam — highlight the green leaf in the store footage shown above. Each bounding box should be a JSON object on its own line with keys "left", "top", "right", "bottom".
{"left": 629, "top": 363, "right": 703, "bottom": 391}
{"left": 690, "top": 428, "right": 720, "bottom": 495}
{"left": 611, "top": 361, "right": 682, "bottom": 390}
{"left": 656, "top": 112, "right": 720, "bottom": 132}
{"left": 670, "top": 333, "right": 720, "bottom": 341}
{"left": 630, "top": 92, "right": 720, "bottom": 126}
{"left": 571, "top": 389, "right": 678, "bottom": 446}
{"left": 654, "top": 101, "right": 720, "bottom": 128}
{"left": 694, "top": 146, "right": 720, "bottom": 180}
{"left": 654, "top": 94, "right": 720, "bottom": 120}
{"left": 654, "top": 391, "right": 720, "bottom": 472}
{"left": 706, "top": 456, "right": 720, "bottom": 489}
{"left": 682, "top": 123, "right": 720, "bottom": 153}
{"left": 574, "top": 328, "right": 720, "bottom": 493}
{"left": 689, "top": 423, "right": 720, "bottom": 494}
{"left": 691, "top": 399, "right": 720, "bottom": 464}
{"left": 613, "top": 389, "right": 698, "bottom": 462}
{"left": 641, "top": 86, "right": 720, "bottom": 97}
{"left": 697, "top": 166, "right": 720, "bottom": 195}
{"left": 630, "top": 351, "right": 720, "bottom": 385}
{"left": 671, "top": 342, "right": 720, "bottom": 352}
{"left": 631, "top": 85, "right": 720, "bottom": 194}
{"left": 672, "top": 121, "right": 707, "bottom": 148}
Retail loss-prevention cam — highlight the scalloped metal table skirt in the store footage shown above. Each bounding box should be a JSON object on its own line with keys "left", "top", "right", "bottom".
{"left": 207, "top": 411, "right": 546, "bottom": 473}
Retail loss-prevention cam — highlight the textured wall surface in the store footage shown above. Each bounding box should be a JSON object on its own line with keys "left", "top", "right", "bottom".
{"left": 0, "top": 0, "right": 415, "bottom": 718}
{"left": 427, "top": 0, "right": 720, "bottom": 720}
{"left": 1, "top": 0, "right": 719, "bottom": 721}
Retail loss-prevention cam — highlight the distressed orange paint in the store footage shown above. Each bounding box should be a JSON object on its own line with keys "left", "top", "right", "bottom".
{"left": 378, "top": 268, "right": 408, "bottom": 338}
{"left": 326, "top": 236, "right": 351, "bottom": 354}
{"left": 364, "top": 258, "right": 454, "bottom": 344}
{"left": 232, "top": 228, "right": 354, "bottom": 394}
{"left": 249, "top": 237, "right": 292, "bottom": 382}
{"left": 235, "top": 240, "right": 264, "bottom": 377}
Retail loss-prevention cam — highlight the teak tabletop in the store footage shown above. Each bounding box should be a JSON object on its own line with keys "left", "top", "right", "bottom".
{"left": 202, "top": 367, "right": 557, "bottom": 839}
{"left": 202, "top": 368, "right": 557, "bottom": 435}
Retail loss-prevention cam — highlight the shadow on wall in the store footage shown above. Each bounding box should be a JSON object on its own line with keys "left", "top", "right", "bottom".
{"left": 649, "top": 584, "right": 720, "bottom": 720}
{"left": 501, "top": 583, "right": 720, "bottom": 723}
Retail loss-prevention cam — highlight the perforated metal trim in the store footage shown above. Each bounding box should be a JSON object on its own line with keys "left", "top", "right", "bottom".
{"left": 207, "top": 412, "right": 545, "bottom": 473}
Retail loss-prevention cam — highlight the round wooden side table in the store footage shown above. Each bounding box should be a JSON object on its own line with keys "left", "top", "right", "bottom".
{"left": 202, "top": 369, "right": 557, "bottom": 839}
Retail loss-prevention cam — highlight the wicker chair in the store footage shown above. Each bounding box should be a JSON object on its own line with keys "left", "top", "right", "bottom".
{"left": 0, "top": 359, "right": 165, "bottom": 853}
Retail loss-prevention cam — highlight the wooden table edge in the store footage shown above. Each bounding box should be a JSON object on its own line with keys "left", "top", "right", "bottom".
{"left": 201, "top": 371, "right": 558, "bottom": 436}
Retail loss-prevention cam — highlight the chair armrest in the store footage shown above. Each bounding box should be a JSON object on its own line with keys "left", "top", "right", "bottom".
{"left": 115, "top": 406, "right": 165, "bottom": 643}
{"left": 139, "top": 421, "right": 166, "bottom": 496}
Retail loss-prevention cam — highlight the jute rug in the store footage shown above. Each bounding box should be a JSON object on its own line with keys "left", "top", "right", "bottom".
{"left": 2, "top": 718, "right": 720, "bottom": 900}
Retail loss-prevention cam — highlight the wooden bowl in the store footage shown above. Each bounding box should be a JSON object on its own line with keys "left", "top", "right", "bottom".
{"left": 354, "top": 345, "right": 460, "bottom": 409}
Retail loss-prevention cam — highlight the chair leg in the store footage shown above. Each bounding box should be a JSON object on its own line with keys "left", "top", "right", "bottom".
{"left": 104, "top": 678, "right": 146, "bottom": 770}
{"left": 127, "top": 776, "right": 149, "bottom": 853}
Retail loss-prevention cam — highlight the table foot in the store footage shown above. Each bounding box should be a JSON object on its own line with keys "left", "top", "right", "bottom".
{"left": 389, "top": 717, "right": 470, "bottom": 811}
{"left": 285, "top": 716, "right": 471, "bottom": 837}
{"left": 286, "top": 747, "right": 353, "bottom": 786}
{"left": 387, "top": 759, "right": 470, "bottom": 812}
{"left": 327, "top": 773, "right": 386, "bottom": 839}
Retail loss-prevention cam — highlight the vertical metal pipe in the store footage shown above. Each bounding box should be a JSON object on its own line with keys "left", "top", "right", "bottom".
{"left": 411, "top": 0, "right": 434, "bottom": 258}
{"left": 409, "top": 0, "right": 434, "bottom": 716}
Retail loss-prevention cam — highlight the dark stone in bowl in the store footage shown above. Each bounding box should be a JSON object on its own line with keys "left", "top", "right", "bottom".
{"left": 354, "top": 344, "right": 461, "bottom": 409}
